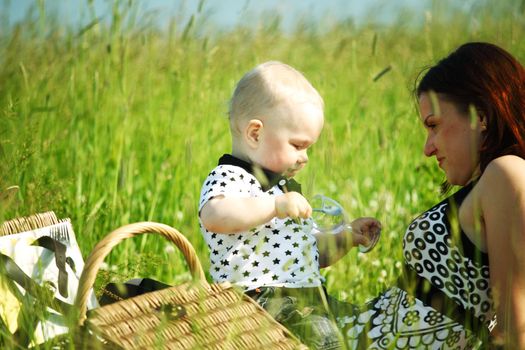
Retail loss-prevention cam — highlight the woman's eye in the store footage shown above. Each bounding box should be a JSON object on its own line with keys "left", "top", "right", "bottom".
{"left": 423, "top": 115, "right": 438, "bottom": 130}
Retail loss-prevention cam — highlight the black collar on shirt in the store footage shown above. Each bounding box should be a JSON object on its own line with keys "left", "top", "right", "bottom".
{"left": 218, "top": 154, "right": 302, "bottom": 193}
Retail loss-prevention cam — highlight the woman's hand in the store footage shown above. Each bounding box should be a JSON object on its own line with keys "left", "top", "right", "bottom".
{"left": 316, "top": 217, "right": 382, "bottom": 268}
{"left": 349, "top": 217, "right": 382, "bottom": 249}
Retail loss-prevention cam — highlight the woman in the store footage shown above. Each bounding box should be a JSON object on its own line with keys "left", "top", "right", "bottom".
{"left": 338, "top": 42, "right": 525, "bottom": 349}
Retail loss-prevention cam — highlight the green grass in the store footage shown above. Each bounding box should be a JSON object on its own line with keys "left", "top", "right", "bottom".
{"left": 0, "top": 0, "right": 524, "bottom": 347}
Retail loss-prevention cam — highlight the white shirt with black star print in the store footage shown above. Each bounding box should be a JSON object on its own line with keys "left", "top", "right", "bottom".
{"left": 198, "top": 164, "right": 323, "bottom": 291}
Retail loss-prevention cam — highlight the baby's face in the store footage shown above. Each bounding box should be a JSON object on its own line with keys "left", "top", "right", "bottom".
{"left": 252, "top": 100, "right": 324, "bottom": 177}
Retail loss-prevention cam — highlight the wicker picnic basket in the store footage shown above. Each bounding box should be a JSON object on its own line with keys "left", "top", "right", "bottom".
{"left": 0, "top": 211, "right": 62, "bottom": 236}
{"left": 75, "top": 222, "right": 307, "bottom": 349}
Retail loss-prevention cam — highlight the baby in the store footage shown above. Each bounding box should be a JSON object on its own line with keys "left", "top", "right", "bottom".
{"left": 198, "top": 61, "right": 381, "bottom": 348}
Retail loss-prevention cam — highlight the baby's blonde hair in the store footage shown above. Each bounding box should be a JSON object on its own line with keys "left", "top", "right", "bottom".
{"left": 228, "top": 61, "right": 323, "bottom": 135}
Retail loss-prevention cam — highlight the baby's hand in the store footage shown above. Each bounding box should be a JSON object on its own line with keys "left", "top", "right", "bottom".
{"left": 275, "top": 192, "right": 312, "bottom": 219}
{"left": 349, "top": 217, "right": 382, "bottom": 248}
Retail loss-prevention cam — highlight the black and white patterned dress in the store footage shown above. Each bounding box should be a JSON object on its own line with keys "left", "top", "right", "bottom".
{"left": 337, "top": 183, "right": 496, "bottom": 349}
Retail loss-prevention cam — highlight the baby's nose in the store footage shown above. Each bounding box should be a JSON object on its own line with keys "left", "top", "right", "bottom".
{"left": 299, "top": 152, "right": 308, "bottom": 163}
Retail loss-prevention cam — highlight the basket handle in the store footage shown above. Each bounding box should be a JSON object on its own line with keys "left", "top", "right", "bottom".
{"left": 75, "top": 222, "right": 206, "bottom": 325}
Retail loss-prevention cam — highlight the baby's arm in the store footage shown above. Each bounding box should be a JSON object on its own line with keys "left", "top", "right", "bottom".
{"left": 200, "top": 191, "right": 312, "bottom": 234}
{"left": 316, "top": 217, "right": 381, "bottom": 267}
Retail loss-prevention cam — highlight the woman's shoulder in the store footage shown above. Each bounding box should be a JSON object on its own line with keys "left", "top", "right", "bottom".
{"left": 477, "top": 155, "right": 525, "bottom": 198}
{"left": 482, "top": 155, "right": 525, "bottom": 182}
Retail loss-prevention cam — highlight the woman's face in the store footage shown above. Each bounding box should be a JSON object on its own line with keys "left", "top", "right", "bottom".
{"left": 418, "top": 93, "right": 484, "bottom": 186}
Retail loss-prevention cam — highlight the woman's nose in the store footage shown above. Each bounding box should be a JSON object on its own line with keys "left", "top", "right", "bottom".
{"left": 423, "top": 135, "right": 436, "bottom": 157}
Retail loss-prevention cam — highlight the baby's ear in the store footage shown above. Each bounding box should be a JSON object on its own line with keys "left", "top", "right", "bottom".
{"left": 245, "top": 119, "right": 263, "bottom": 148}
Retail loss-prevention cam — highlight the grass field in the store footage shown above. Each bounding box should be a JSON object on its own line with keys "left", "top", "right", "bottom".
{"left": 0, "top": 0, "right": 524, "bottom": 346}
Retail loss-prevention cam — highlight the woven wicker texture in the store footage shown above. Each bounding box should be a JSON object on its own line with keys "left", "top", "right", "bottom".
{"left": 0, "top": 211, "right": 61, "bottom": 236}
{"left": 75, "top": 222, "right": 306, "bottom": 349}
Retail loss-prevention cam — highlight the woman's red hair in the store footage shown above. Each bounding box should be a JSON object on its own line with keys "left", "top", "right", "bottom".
{"left": 416, "top": 42, "right": 525, "bottom": 172}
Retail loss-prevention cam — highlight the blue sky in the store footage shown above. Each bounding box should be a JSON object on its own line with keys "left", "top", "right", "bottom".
{"left": 4, "top": 0, "right": 436, "bottom": 32}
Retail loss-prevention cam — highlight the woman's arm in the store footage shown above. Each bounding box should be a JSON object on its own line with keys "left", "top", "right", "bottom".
{"left": 316, "top": 217, "right": 381, "bottom": 268}
{"left": 200, "top": 191, "right": 312, "bottom": 234}
{"left": 480, "top": 155, "right": 525, "bottom": 348}
{"left": 315, "top": 228, "right": 354, "bottom": 268}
